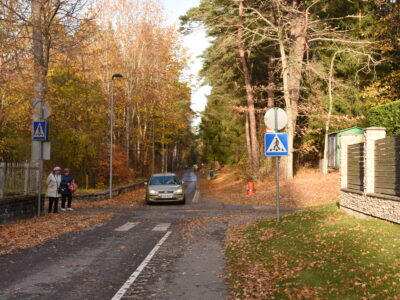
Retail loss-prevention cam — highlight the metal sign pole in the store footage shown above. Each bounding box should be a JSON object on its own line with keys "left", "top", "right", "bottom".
{"left": 274, "top": 108, "right": 280, "bottom": 221}
{"left": 109, "top": 79, "right": 114, "bottom": 199}
{"left": 37, "top": 103, "right": 43, "bottom": 217}
{"left": 265, "top": 107, "right": 288, "bottom": 222}
{"left": 276, "top": 156, "right": 280, "bottom": 221}
{"left": 38, "top": 156, "right": 43, "bottom": 216}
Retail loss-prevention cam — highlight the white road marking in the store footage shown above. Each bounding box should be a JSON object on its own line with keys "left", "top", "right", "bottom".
{"left": 252, "top": 206, "right": 273, "bottom": 210}
{"left": 192, "top": 189, "right": 200, "bottom": 203}
{"left": 111, "top": 231, "right": 172, "bottom": 300}
{"left": 114, "top": 222, "right": 140, "bottom": 232}
{"left": 152, "top": 223, "right": 171, "bottom": 232}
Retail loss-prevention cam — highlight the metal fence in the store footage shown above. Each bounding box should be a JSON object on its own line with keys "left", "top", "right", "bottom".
{"left": 0, "top": 162, "right": 39, "bottom": 198}
{"left": 375, "top": 136, "right": 400, "bottom": 196}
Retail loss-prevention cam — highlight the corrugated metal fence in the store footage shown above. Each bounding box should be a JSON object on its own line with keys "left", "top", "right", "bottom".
{"left": 0, "top": 162, "right": 39, "bottom": 198}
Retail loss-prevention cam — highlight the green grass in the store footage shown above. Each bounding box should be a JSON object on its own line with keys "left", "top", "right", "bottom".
{"left": 75, "top": 188, "right": 102, "bottom": 195}
{"left": 226, "top": 204, "right": 400, "bottom": 299}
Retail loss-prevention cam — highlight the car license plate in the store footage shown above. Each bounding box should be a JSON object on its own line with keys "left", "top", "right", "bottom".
{"left": 161, "top": 194, "right": 173, "bottom": 199}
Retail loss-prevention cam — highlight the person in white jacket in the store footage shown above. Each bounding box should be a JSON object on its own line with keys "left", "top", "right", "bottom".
{"left": 46, "top": 166, "right": 62, "bottom": 213}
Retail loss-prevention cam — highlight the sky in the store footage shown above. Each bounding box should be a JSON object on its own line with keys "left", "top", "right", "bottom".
{"left": 161, "top": 0, "right": 211, "bottom": 127}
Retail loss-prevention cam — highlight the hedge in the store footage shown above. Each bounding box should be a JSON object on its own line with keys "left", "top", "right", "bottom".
{"left": 368, "top": 101, "right": 400, "bottom": 136}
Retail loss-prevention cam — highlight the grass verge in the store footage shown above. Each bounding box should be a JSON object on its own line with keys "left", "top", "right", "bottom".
{"left": 226, "top": 204, "right": 400, "bottom": 299}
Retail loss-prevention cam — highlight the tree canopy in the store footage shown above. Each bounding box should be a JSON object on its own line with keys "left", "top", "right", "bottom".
{"left": 0, "top": 0, "right": 194, "bottom": 187}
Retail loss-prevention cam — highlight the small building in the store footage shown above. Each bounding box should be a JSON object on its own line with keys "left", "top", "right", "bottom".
{"left": 328, "top": 127, "right": 364, "bottom": 169}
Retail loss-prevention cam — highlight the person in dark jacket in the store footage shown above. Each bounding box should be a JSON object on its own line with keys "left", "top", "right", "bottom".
{"left": 60, "top": 168, "right": 74, "bottom": 211}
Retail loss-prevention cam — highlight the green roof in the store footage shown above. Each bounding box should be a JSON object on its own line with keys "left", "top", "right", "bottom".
{"left": 328, "top": 126, "right": 364, "bottom": 136}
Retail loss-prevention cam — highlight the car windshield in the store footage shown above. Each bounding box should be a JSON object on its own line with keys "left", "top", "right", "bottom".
{"left": 149, "top": 175, "right": 180, "bottom": 185}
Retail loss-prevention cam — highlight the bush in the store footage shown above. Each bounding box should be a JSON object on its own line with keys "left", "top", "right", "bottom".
{"left": 368, "top": 101, "right": 400, "bottom": 136}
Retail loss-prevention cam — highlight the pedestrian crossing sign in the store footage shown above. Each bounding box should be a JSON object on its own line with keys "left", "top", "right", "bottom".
{"left": 265, "top": 133, "right": 289, "bottom": 156}
{"left": 33, "top": 121, "right": 48, "bottom": 141}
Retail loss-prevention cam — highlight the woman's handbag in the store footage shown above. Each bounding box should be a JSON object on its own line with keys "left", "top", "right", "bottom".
{"left": 68, "top": 182, "right": 78, "bottom": 194}
{"left": 58, "top": 185, "right": 67, "bottom": 194}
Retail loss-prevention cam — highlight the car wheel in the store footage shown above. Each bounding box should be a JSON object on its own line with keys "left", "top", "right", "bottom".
{"left": 179, "top": 197, "right": 186, "bottom": 205}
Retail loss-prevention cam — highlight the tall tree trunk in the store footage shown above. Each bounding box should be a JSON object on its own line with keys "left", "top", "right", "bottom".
{"left": 164, "top": 143, "right": 168, "bottom": 173}
{"left": 265, "top": 55, "right": 275, "bottom": 168}
{"left": 278, "top": 38, "right": 292, "bottom": 180}
{"left": 31, "top": 0, "right": 47, "bottom": 110}
{"left": 267, "top": 56, "right": 275, "bottom": 108}
{"left": 238, "top": 0, "right": 259, "bottom": 177}
{"left": 278, "top": 14, "right": 306, "bottom": 180}
{"left": 125, "top": 102, "right": 131, "bottom": 168}
{"left": 323, "top": 51, "right": 339, "bottom": 174}
{"left": 125, "top": 85, "right": 134, "bottom": 169}
{"left": 142, "top": 121, "right": 148, "bottom": 171}
{"left": 152, "top": 120, "right": 155, "bottom": 173}
{"left": 287, "top": 18, "right": 306, "bottom": 180}
{"left": 172, "top": 144, "right": 177, "bottom": 171}
{"left": 245, "top": 113, "right": 252, "bottom": 164}
{"left": 136, "top": 139, "right": 141, "bottom": 171}
{"left": 161, "top": 125, "right": 165, "bottom": 173}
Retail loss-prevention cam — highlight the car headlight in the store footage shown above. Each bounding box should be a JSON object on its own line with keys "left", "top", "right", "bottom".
{"left": 149, "top": 190, "right": 158, "bottom": 195}
{"left": 174, "top": 189, "right": 183, "bottom": 194}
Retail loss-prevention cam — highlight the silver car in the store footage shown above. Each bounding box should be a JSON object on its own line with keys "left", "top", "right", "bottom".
{"left": 145, "top": 173, "right": 185, "bottom": 204}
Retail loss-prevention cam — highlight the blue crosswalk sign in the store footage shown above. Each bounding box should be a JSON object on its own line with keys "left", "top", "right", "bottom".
{"left": 265, "top": 133, "right": 289, "bottom": 156}
{"left": 33, "top": 121, "right": 47, "bottom": 141}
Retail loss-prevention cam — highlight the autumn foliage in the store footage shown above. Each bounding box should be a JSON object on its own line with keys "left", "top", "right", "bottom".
{"left": 0, "top": 0, "right": 193, "bottom": 188}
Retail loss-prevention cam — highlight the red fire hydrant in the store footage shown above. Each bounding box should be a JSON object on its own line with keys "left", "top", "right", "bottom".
{"left": 247, "top": 182, "right": 255, "bottom": 195}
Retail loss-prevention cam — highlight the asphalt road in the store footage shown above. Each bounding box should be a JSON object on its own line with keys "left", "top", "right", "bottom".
{"left": 0, "top": 171, "right": 292, "bottom": 300}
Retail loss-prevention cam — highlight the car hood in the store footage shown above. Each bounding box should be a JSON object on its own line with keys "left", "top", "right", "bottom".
{"left": 148, "top": 185, "right": 182, "bottom": 192}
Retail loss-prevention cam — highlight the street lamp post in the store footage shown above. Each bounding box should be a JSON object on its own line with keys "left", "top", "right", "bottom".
{"left": 110, "top": 73, "right": 123, "bottom": 199}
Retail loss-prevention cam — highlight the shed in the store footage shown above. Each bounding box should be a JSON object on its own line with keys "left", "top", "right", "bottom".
{"left": 328, "top": 127, "right": 364, "bottom": 169}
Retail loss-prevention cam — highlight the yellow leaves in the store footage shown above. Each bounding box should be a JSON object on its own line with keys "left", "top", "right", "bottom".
{"left": 362, "top": 70, "right": 400, "bottom": 108}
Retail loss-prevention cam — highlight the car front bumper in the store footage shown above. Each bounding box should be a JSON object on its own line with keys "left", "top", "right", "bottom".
{"left": 147, "top": 194, "right": 184, "bottom": 203}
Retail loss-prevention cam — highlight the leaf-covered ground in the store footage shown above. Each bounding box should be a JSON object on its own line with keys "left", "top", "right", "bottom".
{"left": 202, "top": 168, "right": 339, "bottom": 207}
{"left": 0, "top": 188, "right": 146, "bottom": 256}
{"left": 226, "top": 204, "right": 400, "bottom": 299}
{"left": 0, "top": 213, "right": 113, "bottom": 255}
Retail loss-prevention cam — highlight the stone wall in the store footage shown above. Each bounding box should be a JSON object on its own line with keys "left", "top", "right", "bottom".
{"left": 74, "top": 182, "right": 145, "bottom": 202}
{"left": 0, "top": 182, "right": 144, "bottom": 224}
{"left": 338, "top": 127, "right": 400, "bottom": 223}
{"left": 340, "top": 189, "right": 400, "bottom": 224}
{"left": 0, "top": 195, "right": 44, "bottom": 224}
